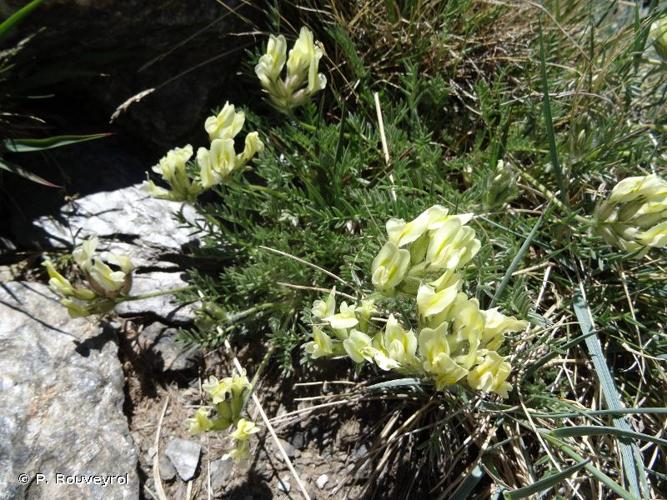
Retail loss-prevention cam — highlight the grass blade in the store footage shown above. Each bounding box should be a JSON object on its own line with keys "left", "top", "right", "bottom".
{"left": 0, "top": 0, "right": 44, "bottom": 39}
{"left": 504, "top": 459, "right": 590, "bottom": 499}
{"left": 490, "top": 210, "right": 546, "bottom": 307}
{"left": 573, "top": 282, "right": 645, "bottom": 498}
{"left": 0, "top": 158, "right": 59, "bottom": 187}
{"left": 550, "top": 425, "right": 667, "bottom": 448}
{"left": 4, "top": 133, "right": 111, "bottom": 153}
{"left": 537, "top": 18, "right": 567, "bottom": 205}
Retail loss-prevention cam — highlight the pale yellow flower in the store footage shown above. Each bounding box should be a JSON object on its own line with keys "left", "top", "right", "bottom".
{"left": 188, "top": 408, "right": 213, "bottom": 435}
{"left": 304, "top": 326, "right": 335, "bottom": 359}
{"left": 467, "top": 351, "right": 512, "bottom": 398}
{"left": 325, "top": 301, "right": 359, "bottom": 330}
{"left": 371, "top": 241, "right": 411, "bottom": 293}
{"left": 343, "top": 329, "right": 376, "bottom": 364}
{"left": 418, "top": 322, "right": 468, "bottom": 389}
{"left": 204, "top": 102, "right": 245, "bottom": 141}
{"left": 481, "top": 308, "right": 528, "bottom": 351}
{"left": 594, "top": 174, "right": 667, "bottom": 253}
{"left": 255, "top": 34, "right": 287, "bottom": 87}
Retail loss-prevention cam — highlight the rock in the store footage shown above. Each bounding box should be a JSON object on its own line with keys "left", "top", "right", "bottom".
{"left": 316, "top": 474, "right": 329, "bottom": 490}
{"left": 114, "top": 271, "right": 197, "bottom": 325}
{"left": 15, "top": 184, "right": 199, "bottom": 259}
{"left": 158, "top": 453, "right": 177, "bottom": 482}
{"left": 165, "top": 438, "right": 200, "bottom": 481}
{"left": 13, "top": 184, "right": 202, "bottom": 324}
{"left": 0, "top": 281, "right": 138, "bottom": 499}
{"left": 291, "top": 431, "right": 306, "bottom": 450}
{"left": 0, "top": 1, "right": 256, "bottom": 151}
{"left": 276, "top": 438, "right": 297, "bottom": 461}
{"left": 209, "top": 457, "right": 234, "bottom": 492}
{"left": 138, "top": 322, "right": 201, "bottom": 371}
{"left": 277, "top": 476, "right": 291, "bottom": 493}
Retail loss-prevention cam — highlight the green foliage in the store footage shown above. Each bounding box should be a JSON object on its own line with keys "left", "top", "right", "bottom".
{"left": 174, "top": 0, "right": 667, "bottom": 496}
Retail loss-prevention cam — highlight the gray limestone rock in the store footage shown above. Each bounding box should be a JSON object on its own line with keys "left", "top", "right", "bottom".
{"left": 138, "top": 322, "right": 202, "bottom": 372}
{"left": 0, "top": 282, "right": 138, "bottom": 499}
{"left": 14, "top": 184, "right": 202, "bottom": 324}
{"left": 165, "top": 438, "right": 201, "bottom": 481}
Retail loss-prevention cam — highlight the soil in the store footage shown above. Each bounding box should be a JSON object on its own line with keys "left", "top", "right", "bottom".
{"left": 116, "top": 318, "right": 382, "bottom": 499}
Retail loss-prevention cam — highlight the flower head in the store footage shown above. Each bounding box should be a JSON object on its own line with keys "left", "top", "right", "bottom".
{"left": 204, "top": 102, "right": 245, "bottom": 141}
{"left": 256, "top": 27, "right": 326, "bottom": 113}
{"left": 594, "top": 174, "right": 667, "bottom": 254}
{"left": 144, "top": 145, "right": 202, "bottom": 202}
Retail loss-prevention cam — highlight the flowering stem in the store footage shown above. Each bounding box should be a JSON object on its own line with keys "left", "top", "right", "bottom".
{"left": 520, "top": 170, "right": 592, "bottom": 225}
{"left": 118, "top": 286, "right": 194, "bottom": 302}
{"left": 242, "top": 343, "right": 275, "bottom": 413}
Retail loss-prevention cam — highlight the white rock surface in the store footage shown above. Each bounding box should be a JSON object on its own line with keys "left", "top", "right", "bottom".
{"left": 15, "top": 184, "right": 202, "bottom": 323}
{"left": 0, "top": 282, "right": 138, "bottom": 499}
{"left": 165, "top": 438, "right": 201, "bottom": 481}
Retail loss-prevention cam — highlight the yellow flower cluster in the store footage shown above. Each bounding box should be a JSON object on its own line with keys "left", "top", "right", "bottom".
{"left": 43, "top": 236, "right": 134, "bottom": 318}
{"left": 305, "top": 206, "right": 529, "bottom": 398}
{"left": 186, "top": 372, "right": 261, "bottom": 462}
{"left": 651, "top": 16, "right": 667, "bottom": 62}
{"left": 255, "top": 27, "right": 327, "bottom": 113}
{"left": 145, "top": 102, "right": 264, "bottom": 202}
{"left": 594, "top": 174, "right": 667, "bottom": 255}
{"left": 371, "top": 205, "right": 480, "bottom": 295}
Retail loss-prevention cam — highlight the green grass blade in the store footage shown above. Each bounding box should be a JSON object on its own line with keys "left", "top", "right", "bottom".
{"left": 573, "top": 282, "right": 645, "bottom": 498}
{"left": 537, "top": 18, "right": 567, "bottom": 205}
{"left": 0, "top": 158, "right": 59, "bottom": 187}
{"left": 543, "top": 432, "right": 635, "bottom": 500}
{"left": 0, "top": 0, "right": 44, "bottom": 39}
{"left": 490, "top": 210, "right": 546, "bottom": 307}
{"left": 4, "top": 133, "right": 111, "bottom": 153}
{"left": 550, "top": 426, "right": 667, "bottom": 448}
{"left": 503, "top": 459, "right": 590, "bottom": 499}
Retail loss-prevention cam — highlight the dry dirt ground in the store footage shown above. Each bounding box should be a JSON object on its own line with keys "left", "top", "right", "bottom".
{"left": 118, "top": 318, "right": 393, "bottom": 500}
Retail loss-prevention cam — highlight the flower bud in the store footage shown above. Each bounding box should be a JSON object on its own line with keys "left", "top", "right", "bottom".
{"left": 594, "top": 174, "right": 667, "bottom": 253}
{"left": 485, "top": 160, "right": 518, "bottom": 209}
{"left": 256, "top": 27, "right": 326, "bottom": 113}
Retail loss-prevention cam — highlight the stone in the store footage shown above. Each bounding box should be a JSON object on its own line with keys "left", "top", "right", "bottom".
{"left": 0, "top": 281, "right": 138, "bottom": 499}
{"left": 277, "top": 476, "right": 291, "bottom": 493}
{"left": 138, "top": 322, "right": 201, "bottom": 371}
{"left": 209, "top": 457, "right": 234, "bottom": 492}
{"left": 13, "top": 184, "right": 202, "bottom": 324}
{"left": 316, "top": 474, "right": 329, "bottom": 490}
{"left": 291, "top": 431, "right": 306, "bottom": 450}
{"left": 114, "top": 271, "right": 198, "bottom": 325}
{"left": 0, "top": 1, "right": 255, "bottom": 151}
{"left": 15, "top": 184, "right": 199, "bottom": 259}
{"left": 158, "top": 453, "right": 176, "bottom": 482}
{"left": 276, "top": 438, "right": 297, "bottom": 461}
{"left": 165, "top": 438, "right": 201, "bottom": 481}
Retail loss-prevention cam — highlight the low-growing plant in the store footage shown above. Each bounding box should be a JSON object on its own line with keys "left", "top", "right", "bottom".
{"left": 48, "top": 1, "right": 667, "bottom": 497}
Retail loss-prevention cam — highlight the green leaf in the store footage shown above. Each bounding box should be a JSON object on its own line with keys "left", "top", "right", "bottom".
{"left": 573, "top": 282, "right": 646, "bottom": 498}
{"left": 0, "top": 158, "right": 59, "bottom": 187}
{"left": 504, "top": 459, "right": 590, "bottom": 499}
{"left": 550, "top": 425, "right": 667, "bottom": 448}
{"left": 0, "top": 0, "right": 44, "bottom": 39}
{"left": 489, "top": 210, "right": 546, "bottom": 307}
{"left": 537, "top": 18, "right": 567, "bottom": 205}
{"left": 4, "top": 133, "right": 111, "bottom": 153}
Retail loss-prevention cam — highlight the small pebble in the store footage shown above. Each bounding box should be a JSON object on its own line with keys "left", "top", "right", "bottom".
{"left": 316, "top": 474, "right": 329, "bottom": 490}
{"left": 277, "top": 476, "right": 291, "bottom": 493}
